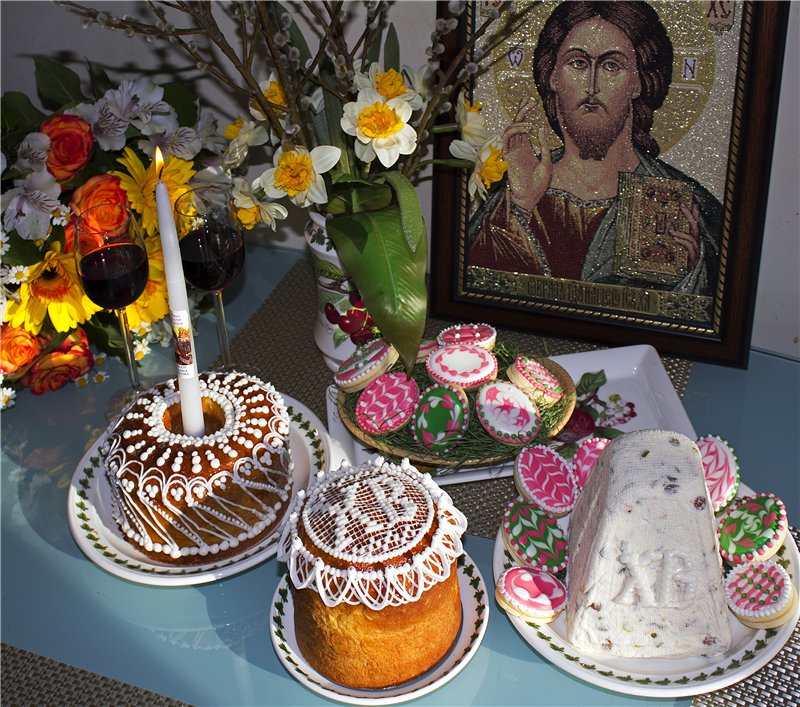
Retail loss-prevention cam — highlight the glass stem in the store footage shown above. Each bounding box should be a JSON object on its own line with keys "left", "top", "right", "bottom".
{"left": 116, "top": 307, "right": 141, "bottom": 390}
{"left": 213, "top": 290, "right": 232, "bottom": 366}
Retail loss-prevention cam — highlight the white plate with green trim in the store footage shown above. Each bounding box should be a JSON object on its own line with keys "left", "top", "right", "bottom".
{"left": 67, "top": 395, "right": 330, "bottom": 586}
{"left": 270, "top": 553, "right": 489, "bottom": 705}
{"left": 491, "top": 482, "right": 800, "bottom": 698}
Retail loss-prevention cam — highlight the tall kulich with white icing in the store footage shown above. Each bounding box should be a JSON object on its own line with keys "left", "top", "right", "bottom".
{"left": 103, "top": 370, "right": 294, "bottom": 564}
{"left": 278, "top": 457, "right": 468, "bottom": 689}
{"left": 566, "top": 430, "right": 731, "bottom": 658}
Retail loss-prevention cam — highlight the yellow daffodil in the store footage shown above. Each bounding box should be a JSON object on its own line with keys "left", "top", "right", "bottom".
{"left": 341, "top": 88, "right": 417, "bottom": 168}
{"left": 3, "top": 245, "right": 101, "bottom": 334}
{"left": 456, "top": 89, "right": 489, "bottom": 147}
{"left": 449, "top": 137, "right": 507, "bottom": 201}
{"left": 355, "top": 64, "right": 423, "bottom": 110}
{"left": 112, "top": 147, "right": 195, "bottom": 236}
{"left": 224, "top": 118, "right": 244, "bottom": 141}
{"left": 124, "top": 236, "right": 169, "bottom": 330}
{"left": 231, "top": 177, "right": 288, "bottom": 229}
{"left": 257, "top": 145, "right": 341, "bottom": 208}
{"left": 250, "top": 72, "right": 288, "bottom": 121}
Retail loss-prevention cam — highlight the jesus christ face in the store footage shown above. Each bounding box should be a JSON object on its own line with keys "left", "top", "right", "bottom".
{"left": 549, "top": 17, "right": 642, "bottom": 161}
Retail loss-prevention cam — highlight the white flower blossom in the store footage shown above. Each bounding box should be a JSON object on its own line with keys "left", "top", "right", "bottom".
{"left": 194, "top": 108, "right": 227, "bottom": 154}
{"left": 455, "top": 90, "right": 489, "bottom": 148}
{"left": 0, "top": 231, "right": 10, "bottom": 257}
{"left": 51, "top": 204, "right": 72, "bottom": 227}
{"left": 2, "top": 265, "right": 29, "bottom": 285}
{"left": 222, "top": 121, "right": 269, "bottom": 170}
{"left": 231, "top": 177, "right": 288, "bottom": 229}
{"left": 354, "top": 63, "right": 424, "bottom": 110}
{"left": 138, "top": 126, "right": 202, "bottom": 161}
{"left": 256, "top": 145, "right": 341, "bottom": 208}
{"left": 106, "top": 78, "right": 175, "bottom": 136}
{"left": 403, "top": 64, "right": 434, "bottom": 103}
{"left": 1, "top": 386, "right": 16, "bottom": 411}
{"left": 1, "top": 170, "right": 61, "bottom": 240}
{"left": 15, "top": 133, "right": 51, "bottom": 172}
{"left": 449, "top": 135, "right": 505, "bottom": 201}
{"left": 133, "top": 339, "right": 151, "bottom": 361}
{"left": 67, "top": 100, "right": 128, "bottom": 151}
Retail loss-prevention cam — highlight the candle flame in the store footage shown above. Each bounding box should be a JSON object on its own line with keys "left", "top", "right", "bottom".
{"left": 154, "top": 146, "right": 164, "bottom": 179}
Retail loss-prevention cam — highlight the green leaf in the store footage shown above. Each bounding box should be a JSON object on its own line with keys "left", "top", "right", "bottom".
{"left": 0, "top": 232, "right": 45, "bottom": 267}
{"left": 85, "top": 60, "right": 114, "bottom": 99}
{"left": 379, "top": 171, "right": 426, "bottom": 254}
{"left": 595, "top": 428, "right": 625, "bottom": 440}
{"left": 34, "top": 56, "right": 86, "bottom": 109}
{"left": 162, "top": 82, "right": 197, "bottom": 126}
{"left": 365, "top": 25, "right": 384, "bottom": 66}
{"left": 317, "top": 56, "right": 349, "bottom": 173}
{"left": 327, "top": 205, "right": 427, "bottom": 374}
{"left": 0, "top": 91, "right": 45, "bottom": 134}
{"left": 82, "top": 315, "right": 127, "bottom": 360}
{"left": 576, "top": 370, "right": 607, "bottom": 396}
{"left": 326, "top": 182, "right": 393, "bottom": 216}
{"left": 383, "top": 24, "right": 400, "bottom": 71}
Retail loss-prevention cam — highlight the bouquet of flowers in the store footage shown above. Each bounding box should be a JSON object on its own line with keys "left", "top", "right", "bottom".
{"left": 0, "top": 57, "right": 230, "bottom": 408}
{"left": 59, "top": 0, "right": 534, "bottom": 373}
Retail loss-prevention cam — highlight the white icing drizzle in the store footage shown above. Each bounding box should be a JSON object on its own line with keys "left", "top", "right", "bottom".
{"left": 278, "top": 457, "right": 467, "bottom": 609}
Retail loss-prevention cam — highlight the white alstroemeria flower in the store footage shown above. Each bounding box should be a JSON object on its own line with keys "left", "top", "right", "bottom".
{"left": 341, "top": 89, "right": 417, "bottom": 168}
{"left": 15, "top": 133, "right": 50, "bottom": 172}
{"left": 138, "top": 126, "right": 202, "bottom": 161}
{"left": 256, "top": 145, "right": 341, "bottom": 208}
{"left": 222, "top": 120, "right": 269, "bottom": 170}
{"left": 355, "top": 64, "right": 423, "bottom": 111}
{"left": 403, "top": 64, "right": 434, "bottom": 103}
{"left": 105, "top": 78, "right": 175, "bottom": 136}
{"left": 1, "top": 170, "right": 61, "bottom": 240}
{"left": 450, "top": 136, "right": 507, "bottom": 201}
{"left": 68, "top": 100, "right": 128, "bottom": 151}
{"left": 249, "top": 72, "right": 288, "bottom": 122}
{"left": 455, "top": 89, "right": 490, "bottom": 148}
{"left": 194, "top": 108, "right": 227, "bottom": 154}
{"left": 1, "top": 386, "right": 16, "bottom": 411}
{"left": 231, "top": 177, "right": 288, "bottom": 229}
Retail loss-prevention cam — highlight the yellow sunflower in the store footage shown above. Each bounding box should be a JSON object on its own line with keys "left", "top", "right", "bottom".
{"left": 125, "top": 235, "right": 169, "bottom": 330}
{"left": 4, "top": 246, "right": 102, "bottom": 334}
{"left": 112, "top": 147, "right": 195, "bottom": 237}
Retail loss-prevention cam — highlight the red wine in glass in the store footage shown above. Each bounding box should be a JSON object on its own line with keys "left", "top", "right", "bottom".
{"left": 179, "top": 224, "right": 245, "bottom": 292}
{"left": 78, "top": 243, "right": 149, "bottom": 310}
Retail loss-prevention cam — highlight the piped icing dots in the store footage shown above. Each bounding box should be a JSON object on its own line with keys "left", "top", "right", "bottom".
{"left": 335, "top": 339, "right": 399, "bottom": 393}
{"left": 426, "top": 344, "right": 497, "bottom": 391}
{"left": 696, "top": 435, "right": 740, "bottom": 512}
{"left": 514, "top": 445, "right": 577, "bottom": 516}
{"left": 572, "top": 437, "right": 610, "bottom": 490}
{"left": 496, "top": 566, "right": 567, "bottom": 622}
{"left": 724, "top": 561, "right": 794, "bottom": 622}
{"left": 475, "top": 381, "right": 541, "bottom": 446}
{"left": 501, "top": 496, "right": 568, "bottom": 573}
{"left": 717, "top": 493, "right": 788, "bottom": 564}
{"left": 507, "top": 356, "right": 563, "bottom": 406}
{"left": 411, "top": 384, "right": 470, "bottom": 455}
{"left": 355, "top": 372, "right": 419, "bottom": 435}
{"left": 437, "top": 323, "right": 496, "bottom": 351}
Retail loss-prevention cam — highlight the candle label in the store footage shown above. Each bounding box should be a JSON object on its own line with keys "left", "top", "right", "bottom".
{"left": 171, "top": 310, "right": 197, "bottom": 378}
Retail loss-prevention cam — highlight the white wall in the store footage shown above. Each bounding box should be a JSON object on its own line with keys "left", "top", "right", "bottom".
{"left": 2, "top": 1, "right": 797, "bottom": 360}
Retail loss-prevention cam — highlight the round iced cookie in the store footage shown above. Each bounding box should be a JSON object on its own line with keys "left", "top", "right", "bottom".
{"left": 437, "top": 323, "right": 497, "bottom": 351}
{"left": 426, "top": 344, "right": 497, "bottom": 391}
{"left": 334, "top": 339, "right": 399, "bottom": 393}
{"left": 573, "top": 437, "right": 610, "bottom": 490}
{"left": 718, "top": 493, "right": 788, "bottom": 564}
{"left": 696, "top": 435, "right": 740, "bottom": 513}
{"left": 514, "top": 444, "right": 577, "bottom": 516}
{"left": 415, "top": 338, "right": 439, "bottom": 363}
{"left": 495, "top": 566, "right": 567, "bottom": 624}
{"left": 411, "top": 384, "right": 470, "bottom": 455}
{"left": 475, "top": 381, "right": 541, "bottom": 447}
{"left": 501, "top": 496, "right": 568, "bottom": 573}
{"left": 506, "top": 355, "right": 564, "bottom": 406}
{"left": 355, "top": 372, "right": 419, "bottom": 435}
{"left": 724, "top": 560, "right": 797, "bottom": 629}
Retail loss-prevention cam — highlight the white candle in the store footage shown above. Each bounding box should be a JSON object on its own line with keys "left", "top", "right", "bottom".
{"left": 154, "top": 147, "right": 205, "bottom": 437}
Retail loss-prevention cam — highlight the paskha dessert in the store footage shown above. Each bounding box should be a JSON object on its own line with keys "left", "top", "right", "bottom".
{"left": 717, "top": 493, "right": 788, "bottom": 564}
{"left": 566, "top": 430, "right": 731, "bottom": 658}
{"left": 724, "top": 561, "right": 798, "bottom": 629}
{"left": 496, "top": 567, "right": 567, "bottom": 624}
{"left": 278, "top": 457, "right": 468, "bottom": 689}
{"left": 103, "top": 370, "right": 293, "bottom": 564}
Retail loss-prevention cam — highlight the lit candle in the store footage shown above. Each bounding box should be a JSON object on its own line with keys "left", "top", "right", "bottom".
{"left": 154, "top": 147, "right": 205, "bottom": 436}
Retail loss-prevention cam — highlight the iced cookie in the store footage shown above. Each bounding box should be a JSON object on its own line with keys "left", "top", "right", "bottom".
{"left": 572, "top": 437, "right": 610, "bottom": 490}
{"left": 724, "top": 560, "right": 797, "bottom": 629}
{"left": 514, "top": 445, "right": 577, "bottom": 516}
{"left": 411, "top": 384, "right": 470, "bottom": 455}
{"left": 718, "top": 493, "right": 788, "bottom": 564}
{"left": 335, "top": 339, "right": 399, "bottom": 393}
{"left": 415, "top": 338, "right": 439, "bottom": 363}
{"left": 506, "top": 356, "right": 564, "bottom": 406}
{"left": 495, "top": 566, "right": 567, "bottom": 624}
{"left": 476, "top": 381, "right": 541, "bottom": 446}
{"left": 355, "top": 372, "right": 419, "bottom": 435}
{"left": 437, "top": 323, "right": 496, "bottom": 351}
{"left": 426, "top": 344, "right": 497, "bottom": 391}
{"left": 501, "top": 496, "right": 568, "bottom": 573}
{"left": 696, "top": 435, "right": 740, "bottom": 513}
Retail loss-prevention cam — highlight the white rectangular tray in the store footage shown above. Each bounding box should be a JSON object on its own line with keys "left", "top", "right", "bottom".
{"left": 326, "top": 344, "right": 695, "bottom": 486}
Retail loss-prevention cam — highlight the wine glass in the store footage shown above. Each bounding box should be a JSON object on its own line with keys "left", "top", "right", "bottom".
{"left": 75, "top": 202, "right": 148, "bottom": 410}
{"left": 174, "top": 185, "right": 245, "bottom": 369}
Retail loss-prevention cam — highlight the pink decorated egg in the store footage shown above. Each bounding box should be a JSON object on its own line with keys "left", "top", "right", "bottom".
{"left": 355, "top": 372, "right": 419, "bottom": 435}
{"left": 573, "top": 437, "right": 610, "bottom": 490}
{"left": 335, "top": 339, "right": 399, "bottom": 393}
{"left": 411, "top": 384, "right": 470, "bottom": 455}
{"left": 496, "top": 566, "right": 567, "bottom": 622}
{"left": 437, "top": 323, "right": 496, "bottom": 350}
{"left": 426, "top": 344, "right": 497, "bottom": 391}
{"left": 514, "top": 444, "right": 577, "bottom": 516}
{"left": 475, "top": 381, "right": 541, "bottom": 446}
{"left": 501, "top": 496, "right": 568, "bottom": 573}
{"left": 696, "top": 435, "right": 740, "bottom": 512}
{"left": 507, "top": 355, "right": 563, "bottom": 405}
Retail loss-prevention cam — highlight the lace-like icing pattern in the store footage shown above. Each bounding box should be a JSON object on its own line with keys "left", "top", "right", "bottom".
{"left": 103, "top": 371, "right": 293, "bottom": 560}
{"left": 279, "top": 457, "right": 467, "bottom": 609}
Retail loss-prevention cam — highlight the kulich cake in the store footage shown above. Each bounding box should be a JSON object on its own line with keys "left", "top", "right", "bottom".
{"left": 355, "top": 372, "right": 419, "bottom": 435}
{"left": 566, "top": 431, "right": 731, "bottom": 658}
{"left": 696, "top": 435, "right": 740, "bottom": 512}
{"left": 426, "top": 343, "right": 497, "bottom": 391}
{"left": 724, "top": 561, "right": 798, "bottom": 629}
{"left": 102, "top": 371, "right": 294, "bottom": 564}
{"left": 506, "top": 355, "right": 564, "bottom": 406}
{"left": 277, "top": 457, "right": 468, "bottom": 689}
{"left": 496, "top": 567, "right": 567, "bottom": 624}
{"left": 514, "top": 445, "right": 577, "bottom": 516}
{"left": 572, "top": 437, "right": 610, "bottom": 490}
{"left": 334, "top": 338, "right": 399, "bottom": 393}
{"left": 475, "top": 381, "right": 541, "bottom": 446}
{"left": 501, "top": 496, "right": 568, "bottom": 573}
{"left": 411, "top": 384, "right": 470, "bottom": 455}
{"left": 717, "top": 493, "right": 788, "bottom": 564}
{"left": 437, "top": 323, "right": 497, "bottom": 351}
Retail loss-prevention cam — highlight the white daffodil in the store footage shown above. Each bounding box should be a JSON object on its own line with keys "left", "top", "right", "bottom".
{"left": 355, "top": 64, "right": 423, "bottom": 111}
{"left": 341, "top": 88, "right": 417, "bottom": 168}
{"left": 250, "top": 72, "right": 289, "bottom": 123}
{"left": 231, "top": 176, "right": 288, "bottom": 229}
{"left": 1, "top": 170, "right": 61, "bottom": 240}
{"left": 450, "top": 136, "right": 507, "bottom": 201}
{"left": 15, "top": 133, "right": 50, "bottom": 172}
{"left": 455, "top": 89, "right": 489, "bottom": 148}
{"left": 403, "top": 64, "right": 434, "bottom": 104}
{"left": 222, "top": 120, "right": 269, "bottom": 170}
{"left": 256, "top": 145, "right": 341, "bottom": 208}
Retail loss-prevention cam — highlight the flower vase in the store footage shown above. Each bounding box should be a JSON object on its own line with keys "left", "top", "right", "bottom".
{"left": 305, "top": 212, "right": 375, "bottom": 372}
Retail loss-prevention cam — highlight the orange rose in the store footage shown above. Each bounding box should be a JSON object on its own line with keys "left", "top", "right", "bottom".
{"left": 64, "top": 174, "right": 128, "bottom": 252}
{"left": 40, "top": 114, "right": 94, "bottom": 183}
{"left": 20, "top": 329, "right": 94, "bottom": 395}
{"left": 0, "top": 324, "right": 47, "bottom": 377}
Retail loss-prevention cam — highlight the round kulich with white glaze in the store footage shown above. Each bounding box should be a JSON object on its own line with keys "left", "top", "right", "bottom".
{"left": 102, "top": 371, "right": 294, "bottom": 565}
{"left": 277, "top": 457, "right": 467, "bottom": 689}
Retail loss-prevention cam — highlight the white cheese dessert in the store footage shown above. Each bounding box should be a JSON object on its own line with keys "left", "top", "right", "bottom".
{"left": 566, "top": 430, "right": 731, "bottom": 658}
